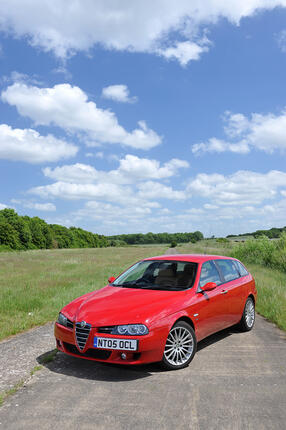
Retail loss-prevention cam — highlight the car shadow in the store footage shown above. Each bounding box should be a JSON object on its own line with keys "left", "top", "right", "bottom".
{"left": 197, "top": 324, "right": 240, "bottom": 352}
{"left": 37, "top": 325, "right": 239, "bottom": 382}
{"left": 37, "top": 350, "right": 160, "bottom": 382}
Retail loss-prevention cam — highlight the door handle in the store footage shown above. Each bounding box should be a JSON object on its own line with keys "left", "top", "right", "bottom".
{"left": 221, "top": 290, "right": 228, "bottom": 294}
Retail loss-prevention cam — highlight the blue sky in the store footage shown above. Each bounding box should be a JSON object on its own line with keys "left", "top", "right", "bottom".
{"left": 1, "top": 1, "right": 286, "bottom": 237}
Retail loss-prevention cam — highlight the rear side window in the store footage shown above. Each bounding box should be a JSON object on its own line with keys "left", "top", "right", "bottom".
{"left": 199, "top": 261, "right": 222, "bottom": 287}
{"left": 215, "top": 259, "right": 240, "bottom": 282}
{"left": 234, "top": 260, "right": 249, "bottom": 277}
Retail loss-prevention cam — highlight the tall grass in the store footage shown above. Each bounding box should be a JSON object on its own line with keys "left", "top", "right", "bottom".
{"left": 0, "top": 246, "right": 166, "bottom": 341}
{"left": 231, "top": 233, "right": 286, "bottom": 272}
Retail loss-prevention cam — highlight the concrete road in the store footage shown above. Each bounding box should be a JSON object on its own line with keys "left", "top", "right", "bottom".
{"left": 0, "top": 314, "right": 286, "bottom": 430}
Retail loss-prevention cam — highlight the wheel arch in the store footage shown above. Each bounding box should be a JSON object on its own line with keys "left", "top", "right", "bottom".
{"left": 248, "top": 293, "right": 256, "bottom": 305}
{"left": 172, "top": 315, "right": 195, "bottom": 331}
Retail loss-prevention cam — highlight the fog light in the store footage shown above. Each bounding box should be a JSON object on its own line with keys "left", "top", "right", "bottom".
{"left": 121, "top": 353, "right": 127, "bottom": 360}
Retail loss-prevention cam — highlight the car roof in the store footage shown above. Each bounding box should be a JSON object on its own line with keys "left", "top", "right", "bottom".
{"left": 144, "top": 254, "right": 236, "bottom": 263}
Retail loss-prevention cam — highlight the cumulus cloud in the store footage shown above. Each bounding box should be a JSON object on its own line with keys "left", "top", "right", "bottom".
{"left": 192, "top": 137, "right": 250, "bottom": 154}
{"left": 116, "top": 155, "right": 189, "bottom": 181}
{"left": 137, "top": 181, "right": 186, "bottom": 201}
{"left": 0, "top": 124, "right": 78, "bottom": 163}
{"left": 1, "top": 83, "right": 161, "bottom": 150}
{"left": 0, "top": 203, "right": 7, "bottom": 210}
{"left": 29, "top": 181, "right": 130, "bottom": 202}
{"left": 29, "top": 179, "right": 171, "bottom": 211}
{"left": 158, "top": 40, "right": 210, "bottom": 66}
{"left": 187, "top": 170, "right": 286, "bottom": 206}
{"left": 42, "top": 155, "right": 189, "bottom": 185}
{"left": 11, "top": 199, "right": 56, "bottom": 211}
{"left": 192, "top": 110, "right": 286, "bottom": 154}
{"left": 30, "top": 155, "right": 188, "bottom": 208}
{"left": 24, "top": 202, "right": 56, "bottom": 211}
{"left": 102, "top": 85, "right": 137, "bottom": 103}
{"left": 0, "top": 1, "right": 285, "bottom": 64}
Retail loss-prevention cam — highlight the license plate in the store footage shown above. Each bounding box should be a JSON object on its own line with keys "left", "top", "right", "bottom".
{"left": 94, "top": 337, "right": 138, "bottom": 351}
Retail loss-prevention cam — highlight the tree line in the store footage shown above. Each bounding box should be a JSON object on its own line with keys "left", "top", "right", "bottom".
{"left": 0, "top": 208, "right": 204, "bottom": 251}
{"left": 227, "top": 226, "right": 286, "bottom": 240}
{"left": 0, "top": 209, "right": 108, "bottom": 250}
{"left": 107, "top": 231, "right": 204, "bottom": 246}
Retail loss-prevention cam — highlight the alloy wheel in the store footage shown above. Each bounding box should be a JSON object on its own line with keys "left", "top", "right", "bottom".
{"left": 164, "top": 325, "right": 194, "bottom": 367}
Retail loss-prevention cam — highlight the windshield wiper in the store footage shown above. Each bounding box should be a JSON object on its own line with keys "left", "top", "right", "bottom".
{"left": 114, "top": 282, "right": 186, "bottom": 291}
{"left": 115, "top": 282, "right": 151, "bottom": 288}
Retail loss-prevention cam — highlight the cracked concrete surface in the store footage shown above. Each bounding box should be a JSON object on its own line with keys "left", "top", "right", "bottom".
{"left": 0, "top": 315, "right": 286, "bottom": 429}
{"left": 0, "top": 323, "right": 55, "bottom": 393}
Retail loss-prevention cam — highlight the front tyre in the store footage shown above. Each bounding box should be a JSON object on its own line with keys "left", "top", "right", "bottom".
{"left": 238, "top": 297, "right": 255, "bottom": 332}
{"left": 162, "top": 321, "right": 197, "bottom": 370}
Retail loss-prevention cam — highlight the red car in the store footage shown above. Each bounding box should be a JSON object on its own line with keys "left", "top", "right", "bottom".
{"left": 55, "top": 254, "right": 257, "bottom": 370}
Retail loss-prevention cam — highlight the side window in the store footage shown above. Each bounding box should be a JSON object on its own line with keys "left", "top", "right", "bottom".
{"left": 215, "top": 259, "right": 240, "bottom": 282}
{"left": 234, "top": 260, "right": 248, "bottom": 277}
{"left": 199, "top": 261, "right": 221, "bottom": 287}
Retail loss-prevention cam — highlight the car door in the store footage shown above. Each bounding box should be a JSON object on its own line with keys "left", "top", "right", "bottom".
{"left": 214, "top": 259, "right": 245, "bottom": 325}
{"left": 194, "top": 260, "right": 229, "bottom": 340}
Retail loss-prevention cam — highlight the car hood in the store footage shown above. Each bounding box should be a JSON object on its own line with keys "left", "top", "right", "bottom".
{"left": 62, "top": 285, "right": 188, "bottom": 327}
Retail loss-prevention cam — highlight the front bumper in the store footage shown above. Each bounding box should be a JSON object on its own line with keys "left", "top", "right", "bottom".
{"left": 54, "top": 322, "right": 167, "bottom": 365}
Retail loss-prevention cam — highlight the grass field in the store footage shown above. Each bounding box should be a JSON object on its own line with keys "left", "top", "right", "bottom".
{"left": 0, "top": 246, "right": 166, "bottom": 341}
{"left": 179, "top": 241, "right": 286, "bottom": 331}
{"left": 1, "top": 241, "right": 285, "bottom": 341}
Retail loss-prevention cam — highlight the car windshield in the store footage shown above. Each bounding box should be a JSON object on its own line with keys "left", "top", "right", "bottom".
{"left": 112, "top": 260, "right": 198, "bottom": 291}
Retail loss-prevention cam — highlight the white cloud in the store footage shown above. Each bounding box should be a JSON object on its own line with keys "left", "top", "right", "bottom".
{"left": 192, "top": 137, "right": 250, "bottom": 154}
{"left": 0, "top": 203, "right": 7, "bottom": 210}
{"left": 187, "top": 170, "right": 286, "bottom": 206}
{"left": 137, "top": 181, "right": 186, "bottom": 201}
{"left": 85, "top": 151, "right": 104, "bottom": 158}
{"left": 1, "top": 83, "right": 161, "bottom": 150}
{"left": 11, "top": 199, "right": 56, "bottom": 212}
{"left": 43, "top": 164, "right": 99, "bottom": 184}
{"left": 116, "top": 155, "right": 189, "bottom": 181}
{"left": 204, "top": 204, "right": 218, "bottom": 210}
{"left": 24, "top": 202, "right": 56, "bottom": 211}
{"left": 0, "top": 124, "right": 78, "bottom": 163}
{"left": 29, "top": 181, "right": 130, "bottom": 202}
{"left": 30, "top": 156, "right": 188, "bottom": 209}
{"left": 192, "top": 110, "right": 286, "bottom": 154}
{"left": 0, "top": 1, "right": 285, "bottom": 64}
{"left": 158, "top": 40, "right": 210, "bottom": 66}
{"left": 102, "top": 85, "right": 137, "bottom": 103}
{"left": 43, "top": 155, "right": 188, "bottom": 185}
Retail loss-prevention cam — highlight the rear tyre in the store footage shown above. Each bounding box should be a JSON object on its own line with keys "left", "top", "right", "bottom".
{"left": 238, "top": 297, "right": 255, "bottom": 332}
{"left": 161, "top": 321, "right": 197, "bottom": 370}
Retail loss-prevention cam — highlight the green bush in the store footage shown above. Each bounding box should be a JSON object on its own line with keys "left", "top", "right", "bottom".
{"left": 231, "top": 233, "right": 286, "bottom": 272}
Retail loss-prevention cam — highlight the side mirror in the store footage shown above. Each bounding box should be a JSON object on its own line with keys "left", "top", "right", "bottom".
{"left": 108, "top": 276, "right": 116, "bottom": 284}
{"left": 200, "top": 282, "right": 217, "bottom": 292}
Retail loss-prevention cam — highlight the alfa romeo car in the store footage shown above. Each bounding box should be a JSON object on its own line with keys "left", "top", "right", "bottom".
{"left": 55, "top": 254, "right": 257, "bottom": 370}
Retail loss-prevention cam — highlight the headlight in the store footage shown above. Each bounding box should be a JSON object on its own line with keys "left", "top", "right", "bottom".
{"left": 57, "top": 312, "right": 68, "bottom": 327}
{"left": 112, "top": 324, "right": 148, "bottom": 335}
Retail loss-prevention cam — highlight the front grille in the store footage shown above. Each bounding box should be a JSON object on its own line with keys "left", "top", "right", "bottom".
{"left": 75, "top": 322, "right": 91, "bottom": 351}
{"left": 63, "top": 342, "right": 111, "bottom": 360}
{"left": 97, "top": 326, "right": 114, "bottom": 334}
{"left": 66, "top": 318, "right": 74, "bottom": 329}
